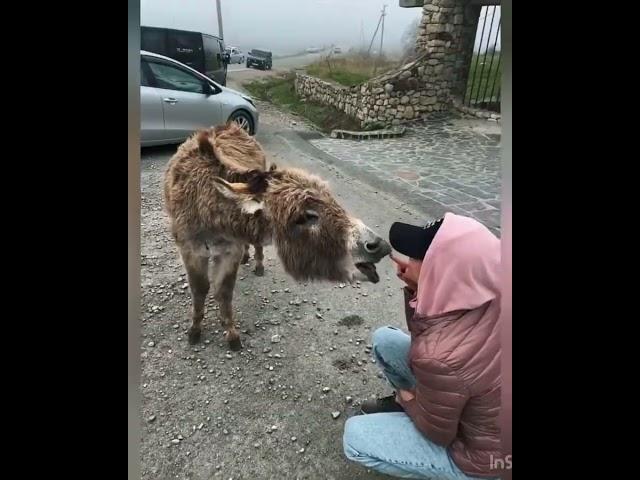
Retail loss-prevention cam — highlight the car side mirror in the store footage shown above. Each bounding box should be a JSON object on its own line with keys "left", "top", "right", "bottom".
{"left": 223, "top": 53, "right": 231, "bottom": 64}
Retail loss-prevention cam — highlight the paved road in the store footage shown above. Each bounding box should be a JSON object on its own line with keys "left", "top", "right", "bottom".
{"left": 228, "top": 52, "right": 324, "bottom": 73}
{"left": 225, "top": 51, "right": 331, "bottom": 90}
{"left": 310, "top": 116, "right": 501, "bottom": 234}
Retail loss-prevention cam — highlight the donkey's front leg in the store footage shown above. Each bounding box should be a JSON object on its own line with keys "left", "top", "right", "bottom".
{"left": 253, "top": 244, "right": 264, "bottom": 277}
{"left": 241, "top": 244, "right": 250, "bottom": 265}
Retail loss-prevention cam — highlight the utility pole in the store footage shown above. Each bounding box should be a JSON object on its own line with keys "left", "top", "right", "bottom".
{"left": 216, "top": 0, "right": 224, "bottom": 39}
{"left": 367, "top": 13, "right": 383, "bottom": 55}
{"left": 379, "top": 5, "right": 386, "bottom": 57}
{"left": 367, "top": 5, "right": 387, "bottom": 56}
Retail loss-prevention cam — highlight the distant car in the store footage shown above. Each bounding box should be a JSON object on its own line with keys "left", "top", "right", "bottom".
{"left": 141, "top": 50, "right": 259, "bottom": 146}
{"left": 333, "top": 46, "right": 342, "bottom": 54}
{"left": 225, "top": 46, "right": 245, "bottom": 64}
{"left": 246, "top": 49, "right": 272, "bottom": 70}
{"left": 306, "top": 47, "right": 321, "bottom": 53}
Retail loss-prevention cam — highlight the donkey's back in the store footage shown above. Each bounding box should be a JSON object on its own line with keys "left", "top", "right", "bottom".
{"left": 164, "top": 122, "right": 267, "bottom": 220}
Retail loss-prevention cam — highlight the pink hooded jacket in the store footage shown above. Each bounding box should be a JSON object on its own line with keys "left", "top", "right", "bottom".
{"left": 397, "top": 213, "right": 501, "bottom": 478}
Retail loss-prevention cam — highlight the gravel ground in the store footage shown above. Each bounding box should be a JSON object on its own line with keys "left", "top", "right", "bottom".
{"left": 140, "top": 100, "right": 428, "bottom": 480}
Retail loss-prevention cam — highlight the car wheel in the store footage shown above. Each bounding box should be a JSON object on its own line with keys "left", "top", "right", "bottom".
{"left": 229, "top": 111, "right": 254, "bottom": 135}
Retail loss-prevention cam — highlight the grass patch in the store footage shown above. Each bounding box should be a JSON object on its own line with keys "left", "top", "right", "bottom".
{"left": 464, "top": 52, "right": 502, "bottom": 110}
{"left": 305, "top": 53, "right": 397, "bottom": 86}
{"left": 243, "top": 73, "right": 361, "bottom": 133}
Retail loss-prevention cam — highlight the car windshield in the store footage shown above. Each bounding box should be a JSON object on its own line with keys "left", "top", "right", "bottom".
{"left": 250, "top": 50, "right": 270, "bottom": 58}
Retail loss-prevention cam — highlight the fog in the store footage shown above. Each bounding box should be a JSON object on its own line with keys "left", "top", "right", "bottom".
{"left": 141, "top": 0, "right": 423, "bottom": 55}
{"left": 474, "top": 6, "right": 501, "bottom": 53}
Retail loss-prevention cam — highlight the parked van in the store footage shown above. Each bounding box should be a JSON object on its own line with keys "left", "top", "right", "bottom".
{"left": 141, "top": 26, "right": 228, "bottom": 85}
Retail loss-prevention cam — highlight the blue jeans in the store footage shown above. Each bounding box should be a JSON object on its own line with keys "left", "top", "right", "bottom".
{"left": 343, "top": 326, "right": 481, "bottom": 480}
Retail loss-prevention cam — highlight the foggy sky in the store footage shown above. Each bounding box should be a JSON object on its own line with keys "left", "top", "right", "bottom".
{"left": 141, "top": 0, "right": 423, "bottom": 55}
{"left": 475, "top": 6, "right": 501, "bottom": 52}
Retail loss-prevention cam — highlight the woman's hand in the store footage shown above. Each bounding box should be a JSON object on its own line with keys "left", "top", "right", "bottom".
{"left": 396, "top": 389, "right": 416, "bottom": 403}
{"left": 391, "top": 254, "right": 420, "bottom": 293}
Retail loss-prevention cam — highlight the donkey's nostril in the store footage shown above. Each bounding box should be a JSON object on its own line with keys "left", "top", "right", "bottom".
{"left": 365, "top": 238, "right": 382, "bottom": 253}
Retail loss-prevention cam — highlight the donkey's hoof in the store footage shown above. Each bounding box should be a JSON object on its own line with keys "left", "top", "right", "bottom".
{"left": 187, "top": 327, "right": 201, "bottom": 344}
{"left": 254, "top": 265, "right": 264, "bottom": 277}
{"left": 228, "top": 337, "right": 243, "bottom": 351}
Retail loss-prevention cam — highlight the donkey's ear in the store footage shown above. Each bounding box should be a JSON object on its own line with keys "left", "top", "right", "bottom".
{"left": 211, "top": 177, "right": 265, "bottom": 216}
{"left": 213, "top": 171, "right": 269, "bottom": 197}
{"left": 211, "top": 177, "right": 252, "bottom": 197}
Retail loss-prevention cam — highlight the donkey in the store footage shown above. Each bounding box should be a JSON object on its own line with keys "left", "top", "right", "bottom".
{"left": 164, "top": 123, "right": 391, "bottom": 350}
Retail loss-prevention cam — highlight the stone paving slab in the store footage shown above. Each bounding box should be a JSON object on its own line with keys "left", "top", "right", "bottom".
{"left": 330, "top": 127, "right": 406, "bottom": 140}
{"left": 309, "top": 113, "right": 501, "bottom": 235}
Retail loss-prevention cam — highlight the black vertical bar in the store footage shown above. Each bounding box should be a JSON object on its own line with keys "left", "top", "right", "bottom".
{"left": 465, "top": 6, "right": 489, "bottom": 106}
{"left": 481, "top": 20, "right": 501, "bottom": 106}
{"left": 488, "top": 52, "right": 502, "bottom": 106}
{"left": 471, "top": 5, "right": 498, "bottom": 106}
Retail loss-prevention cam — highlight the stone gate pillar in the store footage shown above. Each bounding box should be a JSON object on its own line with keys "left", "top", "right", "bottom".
{"left": 414, "top": 0, "right": 482, "bottom": 103}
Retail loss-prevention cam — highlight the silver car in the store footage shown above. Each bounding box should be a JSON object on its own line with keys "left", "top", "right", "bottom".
{"left": 141, "top": 50, "right": 259, "bottom": 147}
{"left": 225, "top": 46, "right": 245, "bottom": 65}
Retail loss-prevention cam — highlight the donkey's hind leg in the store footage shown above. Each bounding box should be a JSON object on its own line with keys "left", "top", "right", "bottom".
{"left": 211, "top": 242, "right": 245, "bottom": 351}
{"left": 178, "top": 242, "right": 210, "bottom": 345}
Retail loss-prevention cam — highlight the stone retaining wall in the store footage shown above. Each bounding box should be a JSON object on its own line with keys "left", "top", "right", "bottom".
{"left": 294, "top": 0, "right": 498, "bottom": 128}
{"left": 295, "top": 53, "right": 448, "bottom": 129}
{"left": 453, "top": 98, "right": 501, "bottom": 121}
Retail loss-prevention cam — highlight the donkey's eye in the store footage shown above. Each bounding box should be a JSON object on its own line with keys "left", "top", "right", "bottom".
{"left": 296, "top": 210, "right": 319, "bottom": 226}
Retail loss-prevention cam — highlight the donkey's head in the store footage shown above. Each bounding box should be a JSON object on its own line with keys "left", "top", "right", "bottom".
{"left": 212, "top": 166, "right": 391, "bottom": 283}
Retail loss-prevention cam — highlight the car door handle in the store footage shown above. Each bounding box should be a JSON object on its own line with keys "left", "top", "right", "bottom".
{"left": 163, "top": 98, "right": 178, "bottom": 105}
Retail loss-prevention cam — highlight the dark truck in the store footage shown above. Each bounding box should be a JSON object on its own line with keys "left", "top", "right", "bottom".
{"left": 246, "top": 49, "right": 272, "bottom": 70}
{"left": 141, "top": 26, "right": 229, "bottom": 85}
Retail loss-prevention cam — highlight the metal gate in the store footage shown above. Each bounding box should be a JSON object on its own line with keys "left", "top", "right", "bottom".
{"left": 464, "top": 5, "right": 501, "bottom": 112}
